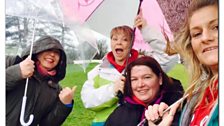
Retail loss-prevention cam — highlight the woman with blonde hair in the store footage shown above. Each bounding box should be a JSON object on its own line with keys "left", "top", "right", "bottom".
{"left": 145, "top": 0, "right": 218, "bottom": 125}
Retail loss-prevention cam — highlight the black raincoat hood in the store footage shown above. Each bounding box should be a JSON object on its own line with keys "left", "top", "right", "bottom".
{"left": 21, "top": 36, "right": 67, "bottom": 82}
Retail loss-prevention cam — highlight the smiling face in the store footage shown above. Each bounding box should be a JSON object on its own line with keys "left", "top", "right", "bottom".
{"left": 131, "top": 65, "right": 162, "bottom": 103}
{"left": 37, "top": 49, "right": 60, "bottom": 71}
{"left": 189, "top": 5, "right": 218, "bottom": 73}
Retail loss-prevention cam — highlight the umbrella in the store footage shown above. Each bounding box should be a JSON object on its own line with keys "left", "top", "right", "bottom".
{"left": 85, "top": 0, "right": 139, "bottom": 37}
{"left": 60, "top": 0, "right": 140, "bottom": 51}
{"left": 71, "top": 0, "right": 190, "bottom": 52}
{"left": 59, "top": 0, "right": 104, "bottom": 23}
{"left": 6, "top": 0, "right": 98, "bottom": 125}
{"left": 73, "top": 0, "right": 157, "bottom": 52}
{"left": 134, "top": 0, "right": 190, "bottom": 51}
{"left": 156, "top": 0, "right": 191, "bottom": 33}
{"left": 6, "top": 0, "right": 99, "bottom": 71}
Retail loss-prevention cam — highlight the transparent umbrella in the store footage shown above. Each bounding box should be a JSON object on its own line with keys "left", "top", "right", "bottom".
{"left": 6, "top": 0, "right": 99, "bottom": 71}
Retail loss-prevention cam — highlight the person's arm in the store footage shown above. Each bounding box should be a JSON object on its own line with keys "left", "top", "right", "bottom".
{"left": 141, "top": 25, "right": 180, "bottom": 73}
{"left": 39, "top": 85, "right": 76, "bottom": 126}
{"left": 6, "top": 55, "right": 24, "bottom": 91}
{"left": 39, "top": 98, "right": 73, "bottom": 126}
{"left": 134, "top": 14, "right": 179, "bottom": 73}
{"left": 6, "top": 56, "right": 35, "bottom": 91}
{"left": 81, "top": 65, "right": 119, "bottom": 111}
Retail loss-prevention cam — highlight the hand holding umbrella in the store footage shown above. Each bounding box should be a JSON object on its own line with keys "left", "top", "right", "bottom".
{"left": 19, "top": 56, "right": 35, "bottom": 126}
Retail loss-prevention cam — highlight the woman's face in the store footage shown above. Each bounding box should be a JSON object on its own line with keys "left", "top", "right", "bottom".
{"left": 131, "top": 65, "right": 162, "bottom": 103}
{"left": 37, "top": 49, "right": 60, "bottom": 70}
{"left": 111, "top": 32, "right": 131, "bottom": 65}
{"left": 189, "top": 5, "right": 218, "bottom": 72}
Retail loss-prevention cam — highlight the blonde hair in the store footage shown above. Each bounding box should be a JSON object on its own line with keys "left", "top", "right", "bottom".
{"left": 163, "top": 31, "right": 178, "bottom": 56}
{"left": 173, "top": 0, "right": 218, "bottom": 110}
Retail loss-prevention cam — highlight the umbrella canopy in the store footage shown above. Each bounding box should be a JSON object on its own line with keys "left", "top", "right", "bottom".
{"left": 59, "top": 0, "right": 104, "bottom": 23}
{"left": 135, "top": 0, "right": 190, "bottom": 51}
{"left": 59, "top": 0, "right": 139, "bottom": 52}
{"left": 85, "top": 0, "right": 139, "bottom": 37}
{"left": 71, "top": 0, "right": 190, "bottom": 52}
{"left": 156, "top": 0, "right": 191, "bottom": 33}
{"left": 6, "top": 0, "right": 99, "bottom": 71}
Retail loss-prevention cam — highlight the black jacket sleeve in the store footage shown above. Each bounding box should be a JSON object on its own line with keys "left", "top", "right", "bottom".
{"left": 162, "top": 78, "right": 184, "bottom": 126}
{"left": 6, "top": 55, "right": 24, "bottom": 91}
{"left": 39, "top": 99, "right": 73, "bottom": 126}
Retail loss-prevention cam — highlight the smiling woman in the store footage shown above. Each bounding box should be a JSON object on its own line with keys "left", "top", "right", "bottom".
{"left": 144, "top": 0, "right": 219, "bottom": 126}
{"left": 104, "top": 56, "right": 184, "bottom": 126}
{"left": 177, "top": 0, "right": 218, "bottom": 125}
{"left": 37, "top": 49, "right": 60, "bottom": 72}
{"left": 189, "top": 5, "right": 218, "bottom": 71}
{"left": 6, "top": 36, "right": 76, "bottom": 126}
{"left": 130, "top": 65, "right": 162, "bottom": 103}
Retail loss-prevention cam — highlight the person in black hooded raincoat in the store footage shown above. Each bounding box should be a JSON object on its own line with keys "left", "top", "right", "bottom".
{"left": 6, "top": 36, "right": 76, "bottom": 126}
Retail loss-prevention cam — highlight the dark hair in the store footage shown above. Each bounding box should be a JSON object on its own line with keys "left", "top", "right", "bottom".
{"left": 124, "top": 56, "right": 173, "bottom": 97}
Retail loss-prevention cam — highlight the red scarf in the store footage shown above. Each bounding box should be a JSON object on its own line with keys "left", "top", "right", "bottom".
{"left": 132, "top": 95, "right": 148, "bottom": 108}
{"left": 190, "top": 79, "right": 218, "bottom": 126}
{"left": 36, "top": 61, "right": 57, "bottom": 76}
{"left": 107, "top": 49, "right": 138, "bottom": 73}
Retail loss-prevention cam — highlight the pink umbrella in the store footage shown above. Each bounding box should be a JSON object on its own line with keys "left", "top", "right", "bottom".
{"left": 134, "top": 0, "right": 190, "bottom": 51}
{"left": 63, "top": 0, "right": 190, "bottom": 52}
{"left": 59, "top": 0, "right": 104, "bottom": 23}
{"left": 133, "top": 0, "right": 173, "bottom": 51}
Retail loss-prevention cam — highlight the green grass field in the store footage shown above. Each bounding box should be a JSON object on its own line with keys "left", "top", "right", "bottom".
{"left": 60, "top": 63, "right": 189, "bottom": 126}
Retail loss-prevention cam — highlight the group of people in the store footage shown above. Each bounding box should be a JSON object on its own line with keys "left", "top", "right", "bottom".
{"left": 6, "top": 0, "right": 219, "bottom": 125}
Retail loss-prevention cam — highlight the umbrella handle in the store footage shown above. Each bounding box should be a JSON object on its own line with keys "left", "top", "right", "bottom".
{"left": 20, "top": 96, "right": 34, "bottom": 126}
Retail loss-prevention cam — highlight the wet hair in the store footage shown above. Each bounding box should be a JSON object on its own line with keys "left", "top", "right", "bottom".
{"left": 124, "top": 56, "right": 173, "bottom": 97}
{"left": 110, "top": 25, "right": 134, "bottom": 47}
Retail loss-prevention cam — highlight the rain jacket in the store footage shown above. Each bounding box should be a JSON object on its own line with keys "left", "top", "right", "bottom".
{"left": 6, "top": 36, "right": 72, "bottom": 126}
{"left": 104, "top": 78, "right": 184, "bottom": 126}
{"left": 179, "top": 80, "right": 218, "bottom": 126}
{"left": 81, "top": 26, "right": 180, "bottom": 126}
{"left": 180, "top": 97, "right": 218, "bottom": 126}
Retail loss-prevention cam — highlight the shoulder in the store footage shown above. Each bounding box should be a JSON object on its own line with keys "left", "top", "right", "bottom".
{"left": 105, "top": 103, "right": 144, "bottom": 126}
{"left": 109, "top": 102, "right": 144, "bottom": 118}
{"left": 168, "top": 77, "right": 184, "bottom": 92}
{"left": 6, "top": 55, "right": 22, "bottom": 67}
{"left": 162, "top": 78, "right": 184, "bottom": 105}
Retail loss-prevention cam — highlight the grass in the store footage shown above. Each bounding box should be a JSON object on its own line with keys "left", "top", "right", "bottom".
{"left": 167, "top": 63, "right": 189, "bottom": 90}
{"left": 60, "top": 63, "right": 189, "bottom": 126}
{"left": 60, "top": 63, "right": 98, "bottom": 126}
